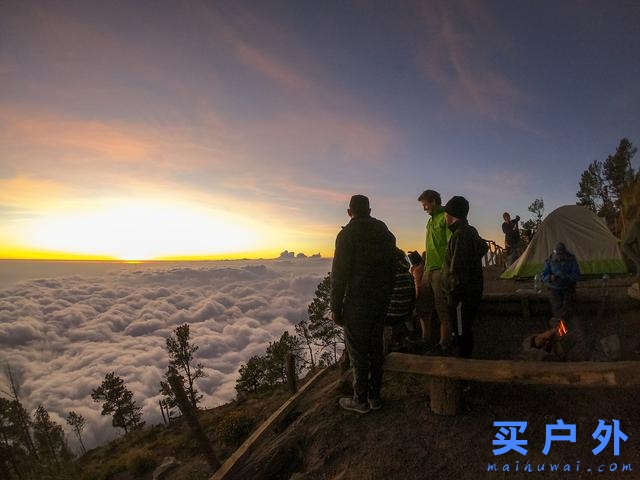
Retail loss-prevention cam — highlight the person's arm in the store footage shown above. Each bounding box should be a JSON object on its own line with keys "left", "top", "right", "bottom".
{"left": 502, "top": 222, "right": 509, "bottom": 235}
{"left": 567, "top": 257, "right": 581, "bottom": 284}
{"left": 447, "top": 233, "right": 467, "bottom": 305}
{"left": 540, "top": 260, "right": 552, "bottom": 284}
{"left": 478, "top": 234, "right": 489, "bottom": 258}
{"left": 330, "top": 231, "right": 350, "bottom": 323}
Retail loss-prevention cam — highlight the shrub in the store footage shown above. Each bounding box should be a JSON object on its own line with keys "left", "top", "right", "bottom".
{"left": 128, "top": 451, "right": 157, "bottom": 476}
{"left": 215, "top": 413, "right": 255, "bottom": 446}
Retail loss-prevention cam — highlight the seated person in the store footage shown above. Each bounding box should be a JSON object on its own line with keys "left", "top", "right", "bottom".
{"left": 540, "top": 242, "right": 580, "bottom": 320}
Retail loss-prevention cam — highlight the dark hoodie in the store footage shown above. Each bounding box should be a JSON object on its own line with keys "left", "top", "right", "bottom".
{"left": 330, "top": 215, "right": 396, "bottom": 319}
{"left": 442, "top": 219, "right": 489, "bottom": 305}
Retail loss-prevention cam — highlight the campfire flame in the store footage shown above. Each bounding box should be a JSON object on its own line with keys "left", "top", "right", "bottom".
{"left": 556, "top": 319, "right": 568, "bottom": 337}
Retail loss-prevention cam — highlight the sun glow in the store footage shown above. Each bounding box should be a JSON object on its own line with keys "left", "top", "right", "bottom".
{"left": 17, "top": 198, "right": 266, "bottom": 260}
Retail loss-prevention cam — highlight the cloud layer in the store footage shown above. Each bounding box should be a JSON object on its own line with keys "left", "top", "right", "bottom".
{"left": 0, "top": 260, "right": 330, "bottom": 450}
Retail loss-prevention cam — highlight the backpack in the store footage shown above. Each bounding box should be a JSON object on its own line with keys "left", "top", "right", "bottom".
{"left": 384, "top": 260, "right": 416, "bottom": 326}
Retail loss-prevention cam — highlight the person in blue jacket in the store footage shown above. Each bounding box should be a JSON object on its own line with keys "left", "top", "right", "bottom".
{"left": 540, "top": 242, "right": 580, "bottom": 319}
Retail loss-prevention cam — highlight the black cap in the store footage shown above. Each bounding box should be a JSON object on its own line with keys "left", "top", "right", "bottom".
{"left": 349, "top": 194, "right": 370, "bottom": 216}
{"left": 443, "top": 196, "right": 469, "bottom": 220}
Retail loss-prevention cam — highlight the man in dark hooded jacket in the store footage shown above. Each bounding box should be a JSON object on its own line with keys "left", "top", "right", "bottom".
{"left": 331, "top": 195, "right": 396, "bottom": 413}
{"left": 441, "top": 196, "right": 489, "bottom": 358}
{"left": 540, "top": 242, "right": 580, "bottom": 319}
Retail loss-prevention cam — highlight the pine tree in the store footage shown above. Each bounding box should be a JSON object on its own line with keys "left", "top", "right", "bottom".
{"left": 33, "top": 405, "right": 73, "bottom": 476}
{"left": 91, "top": 372, "right": 144, "bottom": 434}
{"left": 264, "top": 331, "right": 302, "bottom": 386}
{"left": 521, "top": 198, "right": 545, "bottom": 242}
{"left": 0, "top": 397, "right": 31, "bottom": 480}
{"left": 65, "top": 411, "right": 87, "bottom": 455}
{"left": 235, "top": 355, "right": 267, "bottom": 394}
{"left": 307, "top": 274, "right": 344, "bottom": 364}
{"left": 577, "top": 138, "right": 637, "bottom": 234}
{"left": 164, "top": 324, "right": 205, "bottom": 410}
{"left": 235, "top": 332, "right": 303, "bottom": 394}
{"left": 294, "top": 315, "right": 316, "bottom": 370}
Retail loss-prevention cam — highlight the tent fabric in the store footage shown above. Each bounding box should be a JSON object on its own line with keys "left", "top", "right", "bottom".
{"left": 501, "top": 205, "right": 628, "bottom": 279}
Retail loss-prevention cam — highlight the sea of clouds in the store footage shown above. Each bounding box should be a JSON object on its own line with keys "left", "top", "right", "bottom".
{"left": 0, "top": 259, "right": 331, "bottom": 450}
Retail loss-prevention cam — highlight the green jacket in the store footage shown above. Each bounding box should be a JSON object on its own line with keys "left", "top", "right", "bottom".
{"left": 425, "top": 207, "right": 451, "bottom": 271}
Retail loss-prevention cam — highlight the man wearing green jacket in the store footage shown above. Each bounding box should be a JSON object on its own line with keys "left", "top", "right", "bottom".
{"left": 415, "top": 189, "right": 452, "bottom": 353}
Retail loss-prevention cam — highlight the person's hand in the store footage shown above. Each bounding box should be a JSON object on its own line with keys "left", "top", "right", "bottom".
{"left": 331, "top": 311, "right": 344, "bottom": 327}
{"left": 411, "top": 264, "right": 424, "bottom": 282}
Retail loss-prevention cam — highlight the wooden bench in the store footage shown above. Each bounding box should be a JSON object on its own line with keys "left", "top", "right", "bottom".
{"left": 383, "top": 353, "right": 640, "bottom": 416}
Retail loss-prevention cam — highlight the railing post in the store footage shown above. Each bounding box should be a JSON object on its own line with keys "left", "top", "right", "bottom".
{"left": 286, "top": 352, "right": 298, "bottom": 394}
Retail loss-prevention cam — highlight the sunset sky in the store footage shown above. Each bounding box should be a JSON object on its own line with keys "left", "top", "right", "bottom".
{"left": 1, "top": 0, "right": 639, "bottom": 260}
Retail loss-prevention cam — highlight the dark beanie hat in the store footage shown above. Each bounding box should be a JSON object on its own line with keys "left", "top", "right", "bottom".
{"left": 444, "top": 196, "right": 469, "bottom": 219}
{"left": 349, "top": 194, "right": 370, "bottom": 216}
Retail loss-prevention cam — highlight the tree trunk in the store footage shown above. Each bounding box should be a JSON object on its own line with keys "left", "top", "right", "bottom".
{"left": 306, "top": 338, "right": 315, "bottom": 370}
{"left": 159, "top": 400, "right": 167, "bottom": 426}
{"left": 286, "top": 353, "right": 297, "bottom": 394}
{"left": 168, "top": 372, "right": 221, "bottom": 471}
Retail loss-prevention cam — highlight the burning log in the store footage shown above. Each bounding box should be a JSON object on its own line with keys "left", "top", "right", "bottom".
{"left": 524, "top": 316, "right": 590, "bottom": 362}
{"left": 529, "top": 318, "right": 566, "bottom": 352}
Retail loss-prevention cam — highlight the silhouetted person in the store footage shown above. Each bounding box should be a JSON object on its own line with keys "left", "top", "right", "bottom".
{"left": 442, "top": 196, "right": 488, "bottom": 358}
{"left": 331, "top": 195, "right": 396, "bottom": 413}
{"left": 502, "top": 212, "right": 521, "bottom": 267}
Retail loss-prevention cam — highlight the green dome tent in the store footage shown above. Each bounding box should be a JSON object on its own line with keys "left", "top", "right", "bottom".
{"left": 501, "top": 205, "right": 628, "bottom": 279}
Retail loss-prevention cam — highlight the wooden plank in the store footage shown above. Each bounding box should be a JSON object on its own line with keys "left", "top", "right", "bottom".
{"left": 430, "top": 377, "right": 460, "bottom": 415}
{"left": 210, "top": 367, "right": 328, "bottom": 480}
{"left": 384, "top": 353, "right": 640, "bottom": 387}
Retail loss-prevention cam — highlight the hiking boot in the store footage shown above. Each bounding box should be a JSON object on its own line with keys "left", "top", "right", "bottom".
{"left": 368, "top": 398, "right": 383, "bottom": 411}
{"left": 339, "top": 397, "right": 370, "bottom": 414}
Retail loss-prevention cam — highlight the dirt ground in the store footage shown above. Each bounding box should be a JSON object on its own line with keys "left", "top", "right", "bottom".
{"left": 227, "top": 273, "right": 640, "bottom": 480}
{"left": 227, "top": 369, "right": 640, "bottom": 480}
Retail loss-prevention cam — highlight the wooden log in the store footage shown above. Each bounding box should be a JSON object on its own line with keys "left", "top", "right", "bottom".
{"left": 210, "top": 367, "right": 329, "bottom": 480}
{"left": 383, "top": 353, "right": 640, "bottom": 387}
{"left": 429, "top": 377, "right": 461, "bottom": 415}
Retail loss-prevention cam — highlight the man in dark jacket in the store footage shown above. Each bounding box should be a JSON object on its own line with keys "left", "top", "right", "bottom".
{"left": 540, "top": 242, "right": 580, "bottom": 319}
{"left": 331, "top": 195, "right": 396, "bottom": 413}
{"left": 442, "top": 196, "right": 489, "bottom": 358}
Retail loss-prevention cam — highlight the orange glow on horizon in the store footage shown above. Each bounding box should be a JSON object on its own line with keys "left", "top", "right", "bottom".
{"left": 0, "top": 246, "right": 333, "bottom": 262}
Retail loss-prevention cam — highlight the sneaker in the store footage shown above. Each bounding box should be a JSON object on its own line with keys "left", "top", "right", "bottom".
{"left": 339, "top": 397, "right": 370, "bottom": 414}
{"left": 368, "top": 398, "right": 383, "bottom": 411}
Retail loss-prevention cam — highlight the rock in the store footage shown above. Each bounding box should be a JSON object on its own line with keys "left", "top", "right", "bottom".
{"left": 600, "top": 334, "right": 621, "bottom": 361}
{"left": 628, "top": 283, "right": 640, "bottom": 300}
{"left": 152, "top": 456, "right": 180, "bottom": 480}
